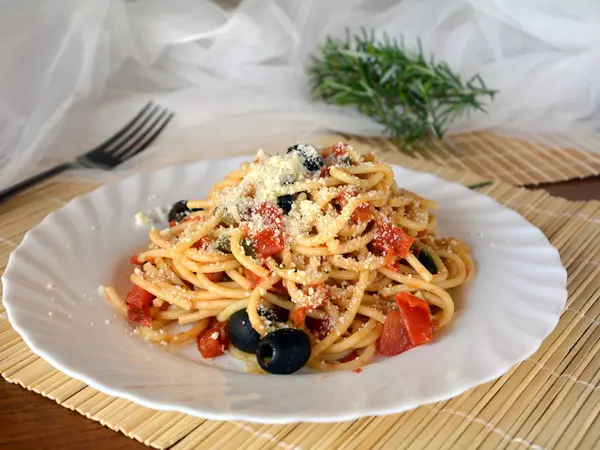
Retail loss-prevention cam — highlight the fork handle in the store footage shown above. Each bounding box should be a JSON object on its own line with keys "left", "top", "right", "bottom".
{"left": 0, "top": 163, "right": 72, "bottom": 203}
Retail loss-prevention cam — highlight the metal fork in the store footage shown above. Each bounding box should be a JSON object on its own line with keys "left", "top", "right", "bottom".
{"left": 0, "top": 102, "right": 174, "bottom": 202}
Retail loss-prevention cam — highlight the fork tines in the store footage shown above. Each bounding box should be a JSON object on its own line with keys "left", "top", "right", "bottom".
{"left": 77, "top": 102, "right": 174, "bottom": 169}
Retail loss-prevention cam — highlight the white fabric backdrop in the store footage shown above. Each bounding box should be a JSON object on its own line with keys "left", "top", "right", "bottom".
{"left": 2, "top": 0, "right": 600, "bottom": 189}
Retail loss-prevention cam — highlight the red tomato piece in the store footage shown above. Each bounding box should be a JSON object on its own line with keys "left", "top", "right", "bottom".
{"left": 319, "top": 166, "right": 330, "bottom": 178}
{"left": 378, "top": 311, "right": 413, "bottom": 356}
{"left": 125, "top": 285, "right": 155, "bottom": 309}
{"left": 244, "top": 268, "right": 262, "bottom": 288}
{"left": 416, "top": 229, "right": 428, "bottom": 238}
{"left": 370, "top": 222, "right": 414, "bottom": 259}
{"left": 395, "top": 293, "right": 433, "bottom": 346}
{"left": 334, "top": 187, "right": 373, "bottom": 223}
{"left": 197, "top": 320, "right": 228, "bottom": 358}
{"left": 331, "top": 142, "right": 351, "bottom": 157}
{"left": 305, "top": 317, "right": 333, "bottom": 341}
{"left": 182, "top": 215, "right": 203, "bottom": 224}
{"left": 127, "top": 305, "right": 152, "bottom": 328}
{"left": 253, "top": 228, "right": 284, "bottom": 257}
{"left": 192, "top": 236, "right": 213, "bottom": 249}
{"left": 168, "top": 220, "right": 177, "bottom": 228}
{"left": 339, "top": 351, "right": 358, "bottom": 363}
{"left": 205, "top": 271, "right": 225, "bottom": 283}
{"left": 291, "top": 307, "right": 307, "bottom": 325}
{"left": 251, "top": 202, "right": 284, "bottom": 258}
{"left": 129, "top": 254, "right": 142, "bottom": 265}
{"left": 159, "top": 301, "right": 170, "bottom": 311}
{"left": 269, "top": 280, "right": 288, "bottom": 295}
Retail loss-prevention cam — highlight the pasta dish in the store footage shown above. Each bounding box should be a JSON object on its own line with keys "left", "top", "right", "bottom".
{"left": 104, "top": 143, "right": 473, "bottom": 374}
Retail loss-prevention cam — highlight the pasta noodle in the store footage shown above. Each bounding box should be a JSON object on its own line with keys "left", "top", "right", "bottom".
{"left": 105, "top": 142, "right": 473, "bottom": 374}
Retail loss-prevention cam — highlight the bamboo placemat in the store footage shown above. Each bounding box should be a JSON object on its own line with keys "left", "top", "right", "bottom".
{"left": 1, "top": 139, "right": 600, "bottom": 449}
{"left": 347, "top": 131, "right": 600, "bottom": 186}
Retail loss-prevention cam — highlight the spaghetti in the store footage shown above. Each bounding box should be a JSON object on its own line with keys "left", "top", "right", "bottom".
{"left": 105, "top": 143, "right": 474, "bottom": 374}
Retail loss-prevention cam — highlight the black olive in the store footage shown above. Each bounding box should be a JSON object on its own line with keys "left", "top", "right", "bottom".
{"left": 277, "top": 195, "right": 294, "bottom": 213}
{"left": 258, "top": 305, "right": 289, "bottom": 323}
{"left": 256, "top": 328, "right": 311, "bottom": 375}
{"left": 418, "top": 250, "right": 438, "bottom": 274}
{"left": 240, "top": 237, "right": 255, "bottom": 257}
{"left": 168, "top": 200, "right": 204, "bottom": 223}
{"left": 287, "top": 143, "right": 324, "bottom": 172}
{"left": 168, "top": 200, "right": 190, "bottom": 222}
{"left": 227, "top": 310, "right": 260, "bottom": 353}
{"left": 215, "top": 236, "right": 231, "bottom": 253}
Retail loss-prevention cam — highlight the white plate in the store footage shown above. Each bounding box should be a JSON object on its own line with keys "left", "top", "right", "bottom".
{"left": 2, "top": 157, "right": 567, "bottom": 424}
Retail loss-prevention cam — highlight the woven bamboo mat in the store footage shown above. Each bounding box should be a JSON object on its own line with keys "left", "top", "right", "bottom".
{"left": 1, "top": 138, "right": 600, "bottom": 449}
{"left": 347, "top": 132, "right": 600, "bottom": 186}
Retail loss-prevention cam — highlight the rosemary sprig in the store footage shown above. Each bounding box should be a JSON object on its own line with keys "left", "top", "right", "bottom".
{"left": 467, "top": 181, "right": 493, "bottom": 190}
{"left": 310, "top": 30, "right": 497, "bottom": 149}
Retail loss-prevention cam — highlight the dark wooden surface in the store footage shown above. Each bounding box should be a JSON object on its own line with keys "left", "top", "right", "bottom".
{"left": 1, "top": 178, "right": 599, "bottom": 450}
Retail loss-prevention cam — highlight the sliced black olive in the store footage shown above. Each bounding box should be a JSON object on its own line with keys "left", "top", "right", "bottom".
{"left": 258, "top": 305, "right": 289, "bottom": 323}
{"left": 277, "top": 195, "right": 294, "bottom": 214}
{"left": 256, "top": 328, "right": 311, "bottom": 375}
{"left": 168, "top": 200, "right": 204, "bottom": 223}
{"left": 287, "top": 143, "right": 324, "bottom": 172}
{"left": 227, "top": 310, "right": 260, "bottom": 353}
{"left": 215, "top": 236, "right": 231, "bottom": 253}
{"left": 240, "top": 237, "right": 255, "bottom": 257}
{"left": 168, "top": 200, "right": 190, "bottom": 222}
{"left": 418, "top": 250, "right": 438, "bottom": 274}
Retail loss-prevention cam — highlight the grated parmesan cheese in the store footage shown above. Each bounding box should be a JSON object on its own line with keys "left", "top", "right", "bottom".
{"left": 134, "top": 211, "right": 152, "bottom": 227}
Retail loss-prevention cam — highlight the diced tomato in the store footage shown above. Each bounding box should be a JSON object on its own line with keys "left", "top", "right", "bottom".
{"left": 416, "top": 229, "right": 428, "bottom": 238}
{"left": 305, "top": 284, "right": 332, "bottom": 309}
{"left": 127, "top": 305, "right": 152, "bottom": 328}
{"left": 353, "top": 203, "right": 374, "bottom": 222}
{"left": 331, "top": 142, "right": 350, "bottom": 157}
{"left": 182, "top": 215, "right": 203, "bottom": 224}
{"left": 205, "top": 271, "right": 225, "bottom": 283}
{"left": 269, "top": 280, "right": 288, "bottom": 295}
{"left": 192, "top": 236, "right": 213, "bottom": 249}
{"left": 319, "top": 166, "right": 330, "bottom": 178}
{"left": 334, "top": 187, "right": 373, "bottom": 223}
{"left": 353, "top": 368, "right": 363, "bottom": 374}
{"left": 168, "top": 220, "right": 177, "bottom": 228}
{"left": 370, "top": 221, "right": 414, "bottom": 259}
{"left": 291, "top": 307, "right": 307, "bottom": 325}
{"left": 251, "top": 202, "right": 284, "bottom": 258}
{"left": 125, "top": 285, "right": 155, "bottom": 308}
{"left": 305, "top": 317, "right": 333, "bottom": 341}
{"left": 377, "top": 293, "right": 433, "bottom": 356}
{"left": 395, "top": 293, "right": 433, "bottom": 346}
{"left": 253, "top": 228, "right": 284, "bottom": 257}
{"left": 129, "top": 254, "right": 142, "bottom": 265}
{"left": 197, "top": 319, "right": 228, "bottom": 358}
{"left": 159, "top": 301, "right": 170, "bottom": 311}
{"left": 378, "top": 311, "right": 412, "bottom": 356}
{"left": 339, "top": 351, "right": 357, "bottom": 363}
{"left": 384, "top": 253, "right": 398, "bottom": 268}
{"left": 244, "top": 268, "right": 263, "bottom": 288}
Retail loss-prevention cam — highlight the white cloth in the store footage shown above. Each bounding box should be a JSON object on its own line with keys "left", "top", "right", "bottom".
{"left": 2, "top": 0, "right": 600, "bottom": 189}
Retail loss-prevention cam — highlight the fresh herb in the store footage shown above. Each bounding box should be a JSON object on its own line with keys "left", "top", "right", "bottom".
{"left": 310, "top": 30, "right": 496, "bottom": 149}
{"left": 240, "top": 237, "right": 255, "bottom": 257}
{"left": 215, "top": 236, "right": 231, "bottom": 253}
{"left": 467, "top": 181, "right": 493, "bottom": 190}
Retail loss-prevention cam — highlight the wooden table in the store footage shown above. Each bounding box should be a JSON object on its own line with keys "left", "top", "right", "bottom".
{"left": 1, "top": 176, "right": 599, "bottom": 450}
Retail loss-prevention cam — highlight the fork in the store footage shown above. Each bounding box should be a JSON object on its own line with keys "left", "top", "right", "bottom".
{"left": 0, "top": 101, "right": 174, "bottom": 202}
